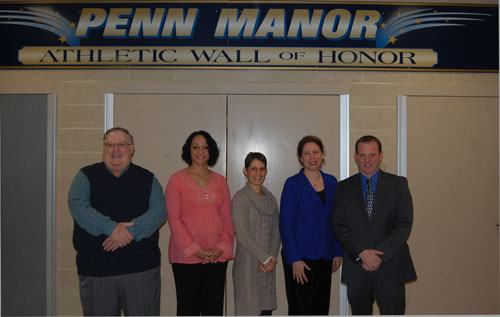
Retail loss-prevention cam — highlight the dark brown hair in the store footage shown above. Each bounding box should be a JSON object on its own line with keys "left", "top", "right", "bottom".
{"left": 355, "top": 135, "right": 382, "bottom": 153}
{"left": 297, "top": 135, "right": 324, "bottom": 164}
{"left": 244, "top": 152, "right": 267, "bottom": 169}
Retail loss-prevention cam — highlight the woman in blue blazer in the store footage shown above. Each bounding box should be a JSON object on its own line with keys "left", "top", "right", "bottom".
{"left": 280, "top": 135, "right": 343, "bottom": 315}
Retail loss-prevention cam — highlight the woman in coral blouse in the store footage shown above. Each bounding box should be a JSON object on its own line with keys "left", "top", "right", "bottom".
{"left": 165, "top": 130, "right": 234, "bottom": 316}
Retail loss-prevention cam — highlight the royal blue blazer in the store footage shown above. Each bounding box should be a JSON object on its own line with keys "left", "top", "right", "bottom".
{"left": 280, "top": 168, "right": 343, "bottom": 264}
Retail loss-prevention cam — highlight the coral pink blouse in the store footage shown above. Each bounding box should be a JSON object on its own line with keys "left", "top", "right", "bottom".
{"left": 165, "top": 169, "right": 234, "bottom": 264}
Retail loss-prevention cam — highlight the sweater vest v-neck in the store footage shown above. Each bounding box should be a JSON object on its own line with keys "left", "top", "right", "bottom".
{"left": 74, "top": 162, "right": 160, "bottom": 277}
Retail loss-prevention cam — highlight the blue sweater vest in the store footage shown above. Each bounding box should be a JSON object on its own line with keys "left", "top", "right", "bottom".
{"left": 73, "top": 162, "right": 160, "bottom": 277}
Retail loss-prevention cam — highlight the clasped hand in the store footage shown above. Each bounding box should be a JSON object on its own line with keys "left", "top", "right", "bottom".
{"left": 195, "top": 248, "right": 223, "bottom": 264}
{"left": 102, "top": 222, "right": 134, "bottom": 252}
{"left": 258, "top": 258, "right": 277, "bottom": 274}
{"left": 359, "top": 249, "right": 384, "bottom": 271}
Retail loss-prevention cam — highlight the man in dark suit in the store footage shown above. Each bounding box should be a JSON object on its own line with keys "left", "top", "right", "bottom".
{"left": 332, "top": 135, "right": 416, "bottom": 315}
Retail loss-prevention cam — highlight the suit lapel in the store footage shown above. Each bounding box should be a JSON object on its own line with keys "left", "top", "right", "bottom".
{"left": 298, "top": 170, "right": 324, "bottom": 211}
{"left": 370, "top": 171, "right": 387, "bottom": 223}
{"left": 322, "top": 171, "right": 333, "bottom": 209}
{"left": 299, "top": 169, "right": 331, "bottom": 214}
{"left": 298, "top": 169, "right": 317, "bottom": 196}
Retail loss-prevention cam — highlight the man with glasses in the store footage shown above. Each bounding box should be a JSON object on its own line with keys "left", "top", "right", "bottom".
{"left": 68, "top": 127, "right": 165, "bottom": 316}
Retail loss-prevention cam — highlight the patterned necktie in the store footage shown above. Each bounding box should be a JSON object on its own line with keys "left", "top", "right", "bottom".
{"left": 365, "top": 179, "right": 374, "bottom": 221}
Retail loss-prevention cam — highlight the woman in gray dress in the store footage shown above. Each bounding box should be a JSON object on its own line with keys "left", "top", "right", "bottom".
{"left": 231, "top": 152, "right": 281, "bottom": 316}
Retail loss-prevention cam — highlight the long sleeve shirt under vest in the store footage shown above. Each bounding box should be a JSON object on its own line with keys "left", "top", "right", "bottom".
{"left": 68, "top": 166, "right": 166, "bottom": 241}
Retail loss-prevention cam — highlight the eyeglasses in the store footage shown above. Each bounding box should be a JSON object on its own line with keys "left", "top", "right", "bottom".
{"left": 103, "top": 142, "right": 132, "bottom": 150}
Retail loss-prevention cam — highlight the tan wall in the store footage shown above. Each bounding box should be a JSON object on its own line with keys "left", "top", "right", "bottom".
{"left": 0, "top": 68, "right": 496, "bottom": 315}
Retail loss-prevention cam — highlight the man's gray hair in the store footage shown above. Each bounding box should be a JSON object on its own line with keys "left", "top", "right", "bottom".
{"left": 103, "top": 127, "right": 134, "bottom": 144}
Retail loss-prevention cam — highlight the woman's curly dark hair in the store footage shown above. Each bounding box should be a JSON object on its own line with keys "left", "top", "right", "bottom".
{"left": 181, "top": 130, "right": 219, "bottom": 167}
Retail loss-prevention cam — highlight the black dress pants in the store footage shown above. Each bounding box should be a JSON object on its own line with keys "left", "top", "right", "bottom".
{"left": 282, "top": 254, "right": 332, "bottom": 315}
{"left": 347, "top": 271, "right": 406, "bottom": 315}
{"left": 172, "top": 261, "right": 228, "bottom": 316}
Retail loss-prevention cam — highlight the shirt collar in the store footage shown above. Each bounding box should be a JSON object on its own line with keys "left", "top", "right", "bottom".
{"left": 360, "top": 169, "right": 381, "bottom": 191}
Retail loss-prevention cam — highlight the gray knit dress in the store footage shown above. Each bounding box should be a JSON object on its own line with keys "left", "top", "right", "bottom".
{"left": 231, "top": 183, "right": 281, "bottom": 316}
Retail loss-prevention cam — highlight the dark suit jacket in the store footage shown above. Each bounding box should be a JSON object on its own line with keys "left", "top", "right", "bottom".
{"left": 332, "top": 170, "right": 417, "bottom": 284}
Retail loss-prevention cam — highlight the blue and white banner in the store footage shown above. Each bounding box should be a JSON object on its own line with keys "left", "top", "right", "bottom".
{"left": 1, "top": 1, "right": 497, "bottom": 71}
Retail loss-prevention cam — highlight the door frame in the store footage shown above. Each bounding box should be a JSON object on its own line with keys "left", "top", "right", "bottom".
{"left": 103, "top": 82, "right": 351, "bottom": 315}
{"left": 0, "top": 94, "right": 57, "bottom": 316}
